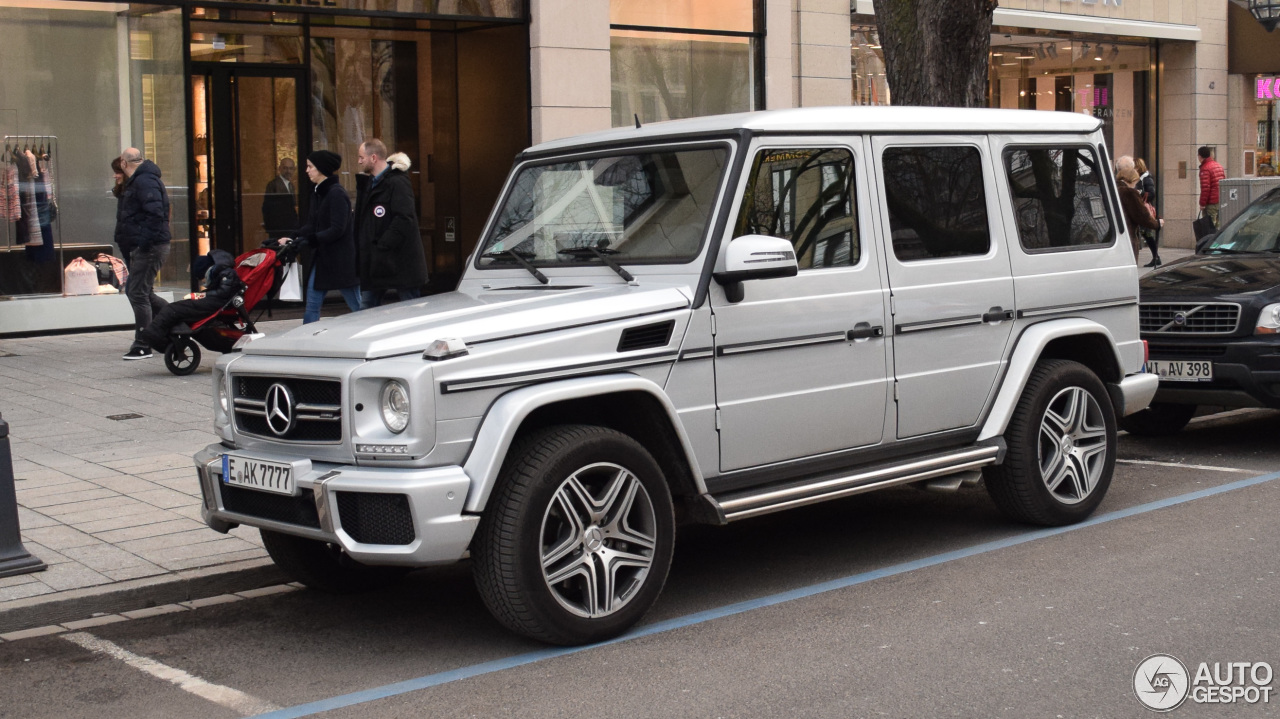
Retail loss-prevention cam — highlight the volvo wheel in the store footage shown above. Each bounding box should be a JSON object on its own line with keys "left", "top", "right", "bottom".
{"left": 472, "top": 425, "right": 675, "bottom": 645}
{"left": 984, "top": 359, "right": 1117, "bottom": 526}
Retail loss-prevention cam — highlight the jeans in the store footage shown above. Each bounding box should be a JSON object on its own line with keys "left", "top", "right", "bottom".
{"left": 126, "top": 243, "right": 170, "bottom": 350}
{"left": 360, "top": 287, "right": 421, "bottom": 310}
{"left": 303, "top": 272, "right": 361, "bottom": 324}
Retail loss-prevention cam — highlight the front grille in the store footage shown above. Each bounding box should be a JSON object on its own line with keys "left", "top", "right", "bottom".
{"left": 1147, "top": 343, "right": 1228, "bottom": 359}
{"left": 219, "top": 483, "right": 321, "bottom": 528}
{"left": 335, "top": 492, "right": 415, "bottom": 545}
{"left": 232, "top": 376, "right": 342, "bottom": 443}
{"left": 1140, "top": 303, "right": 1240, "bottom": 335}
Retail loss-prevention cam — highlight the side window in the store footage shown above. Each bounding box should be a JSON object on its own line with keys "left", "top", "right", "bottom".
{"left": 1004, "top": 146, "right": 1114, "bottom": 251}
{"left": 734, "top": 147, "right": 859, "bottom": 269}
{"left": 881, "top": 145, "right": 991, "bottom": 261}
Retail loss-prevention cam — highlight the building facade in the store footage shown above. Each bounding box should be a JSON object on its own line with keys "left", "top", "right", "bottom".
{"left": 0, "top": 0, "right": 1251, "bottom": 333}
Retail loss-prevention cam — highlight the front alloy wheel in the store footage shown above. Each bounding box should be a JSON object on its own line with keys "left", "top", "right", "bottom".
{"left": 473, "top": 425, "right": 675, "bottom": 645}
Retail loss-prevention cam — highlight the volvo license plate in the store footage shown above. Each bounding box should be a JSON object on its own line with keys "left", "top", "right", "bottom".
{"left": 1146, "top": 360, "right": 1214, "bottom": 382}
{"left": 221, "top": 453, "right": 295, "bottom": 495}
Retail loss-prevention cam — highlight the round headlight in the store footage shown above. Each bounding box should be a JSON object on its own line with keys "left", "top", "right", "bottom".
{"left": 215, "top": 376, "right": 230, "bottom": 416}
{"left": 380, "top": 380, "right": 410, "bottom": 433}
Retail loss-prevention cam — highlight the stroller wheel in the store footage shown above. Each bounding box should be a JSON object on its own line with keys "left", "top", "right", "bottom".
{"left": 165, "top": 338, "right": 202, "bottom": 376}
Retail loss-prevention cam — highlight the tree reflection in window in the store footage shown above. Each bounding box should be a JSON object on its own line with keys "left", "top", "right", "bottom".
{"left": 734, "top": 148, "right": 858, "bottom": 269}
{"left": 1004, "top": 146, "right": 1113, "bottom": 251}
{"left": 882, "top": 146, "right": 991, "bottom": 261}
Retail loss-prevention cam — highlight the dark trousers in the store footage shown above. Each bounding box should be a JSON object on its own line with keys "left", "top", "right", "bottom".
{"left": 137, "top": 295, "right": 227, "bottom": 352}
{"left": 126, "top": 244, "right": 170, "bottom": 350}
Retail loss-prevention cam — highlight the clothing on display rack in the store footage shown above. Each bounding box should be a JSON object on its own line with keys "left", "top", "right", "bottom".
{"left": 0, "top": 159, "right": 18, "bottom": 222}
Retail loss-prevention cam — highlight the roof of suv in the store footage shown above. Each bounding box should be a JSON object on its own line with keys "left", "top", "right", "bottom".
{"left": 527, "top": 106, "right": 1103, "bottom": 155}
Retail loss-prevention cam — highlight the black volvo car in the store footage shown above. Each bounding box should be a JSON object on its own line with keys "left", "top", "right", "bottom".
{"left": 1125, "top": 187, "right": 1280, "bottom": 435}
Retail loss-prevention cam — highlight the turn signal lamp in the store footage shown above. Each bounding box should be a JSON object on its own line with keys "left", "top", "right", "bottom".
{"left": 423, "top": 338, "right": 468, "bottom": 360}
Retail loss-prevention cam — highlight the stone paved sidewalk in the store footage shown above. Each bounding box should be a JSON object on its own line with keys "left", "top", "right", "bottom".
{"left": 0, "top": 321, "right": 306, "bottom": 606}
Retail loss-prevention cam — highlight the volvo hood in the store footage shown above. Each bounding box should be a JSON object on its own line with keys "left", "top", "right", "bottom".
{"left": 1139, "top": 255, "right": 1280, "bottom": 299}
{"left": 245, "top": 285, "right": 692, "bottom": 359}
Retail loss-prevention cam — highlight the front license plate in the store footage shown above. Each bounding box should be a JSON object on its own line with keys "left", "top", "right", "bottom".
{"left": 221, "top": 453, "right": 295, "bottom": 495}
{"left": 1146, "top": 359, "right": 1214, "bottom": 382}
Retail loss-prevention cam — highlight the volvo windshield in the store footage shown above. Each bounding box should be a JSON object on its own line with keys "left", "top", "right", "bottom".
{"left": 478, "top": 146, "right": 730, "bottom": 270}
{"left": 1204, "top": 192, "right": 1280, "bottom": 254}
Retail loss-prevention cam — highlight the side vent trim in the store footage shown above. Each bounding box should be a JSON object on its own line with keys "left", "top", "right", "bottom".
{"left": 617, "top": 320, "right": 676, "bottom": 353}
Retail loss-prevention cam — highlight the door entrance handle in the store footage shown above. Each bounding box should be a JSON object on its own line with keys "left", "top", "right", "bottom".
{"left": 982, "top": 306, "right": 1015, "bottom": 323}
{"left": 847, "top": 322, "right": 885, "bottom": 341}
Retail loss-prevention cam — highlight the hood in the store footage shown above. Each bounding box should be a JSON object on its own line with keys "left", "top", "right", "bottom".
{"left": 245, "top": 284, "right": 692, "bottom": 359}
{"left": 132, "top": 159, "right": 162, "bottom": 180}
{"left": 387, "top": 153, "right": 411, "bottom": 172}
{"left": 1139, "top": 254, "right": 1280, "bottom": 298}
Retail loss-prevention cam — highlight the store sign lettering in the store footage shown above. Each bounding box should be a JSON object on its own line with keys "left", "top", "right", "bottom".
{"left": 1258, "top": 76, "right": 1280, "bottom": 101}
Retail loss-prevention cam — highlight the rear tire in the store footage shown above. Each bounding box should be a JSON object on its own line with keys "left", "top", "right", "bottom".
{"left": 164, "top": 338, "right": 201, "bottom": 376}
{"left": 1118, "top": 402, "right": 1196, "bottom": 436}
{"left": 984, "top": 359, "right": 1117, "bottom": 526}
{"left": 259, "top": 529, "right": 407, "bottom": 594}
{"left": 472, "top": 425, "right": 675, "bottom": 645}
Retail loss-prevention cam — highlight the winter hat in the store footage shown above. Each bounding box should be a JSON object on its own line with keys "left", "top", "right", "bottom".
{"left": 307, "top": 150, "right": 341, "bottom": 178}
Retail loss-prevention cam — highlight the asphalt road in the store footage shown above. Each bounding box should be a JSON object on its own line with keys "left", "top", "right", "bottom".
{"left": 2, "top": 408, "right": 1278, "bottom": 719}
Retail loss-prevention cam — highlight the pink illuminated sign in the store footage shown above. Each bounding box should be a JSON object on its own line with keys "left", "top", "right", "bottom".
{"left": 1258, "top": 76, "right": 1280, "bottom": 101}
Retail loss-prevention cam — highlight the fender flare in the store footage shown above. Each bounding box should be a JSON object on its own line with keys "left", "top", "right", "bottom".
{"left": 460, "top": 374, "right": 706, "bottom": 513}
{"left": 978, "top": 318, "right": 1125, "bottom": 441}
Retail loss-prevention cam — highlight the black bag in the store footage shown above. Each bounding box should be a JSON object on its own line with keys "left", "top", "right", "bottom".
{"left": 1193, "top": 211, "right": 1216, "bottom": 241}
{"left": 94, "top": 259, "right": 120, "bottom": 289}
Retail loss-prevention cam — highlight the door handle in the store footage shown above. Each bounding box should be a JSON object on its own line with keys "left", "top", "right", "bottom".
{"left": 847, "top": 322, "right": 885, "bottom": 341}
{"left": 982, "top": 306, "right": 1015, "bottom": 323}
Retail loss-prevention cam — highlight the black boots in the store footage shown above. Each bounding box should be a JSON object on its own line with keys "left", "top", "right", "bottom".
{"left": 1144, "top": 235, "right": 1161, "bottom": 268}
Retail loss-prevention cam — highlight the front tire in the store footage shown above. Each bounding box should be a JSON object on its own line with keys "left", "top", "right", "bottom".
{"left": 472, "top": 425, "right": 675, "bottom": 645}
{"left": 260, "top": 529, "right": 407, "bottom": 594}
{"left": 1118, "top": 402, "right": 1196, "bottom": 436}
{"left": 984, "top": 359, "right": 1117, "bottom": 526}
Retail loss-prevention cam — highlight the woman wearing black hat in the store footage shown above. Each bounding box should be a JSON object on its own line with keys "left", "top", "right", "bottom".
{"left": 296, "top": 150, "right": 360, "bottom": 323}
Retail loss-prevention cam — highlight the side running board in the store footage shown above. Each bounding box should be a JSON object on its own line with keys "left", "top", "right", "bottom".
{"left": 707, "top": 446, "right": 1000, "bottom": 522}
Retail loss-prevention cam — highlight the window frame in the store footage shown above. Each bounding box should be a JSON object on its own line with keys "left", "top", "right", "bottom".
{"left": 1001, "top": 143, "right": 1118, "bottom": 255}
{"left": 879, "top": 142, "right": 996, "bottom": 264}
{"left": 731, "top": 143, "right": 866, "bottom": 273}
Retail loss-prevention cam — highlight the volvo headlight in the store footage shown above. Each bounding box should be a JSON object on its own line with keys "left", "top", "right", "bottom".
{"left": 380, "top": 380, "right": 410, "bottom": 433}
{"left": 1256, "top": 304, "right": 1280, "bottom": 335}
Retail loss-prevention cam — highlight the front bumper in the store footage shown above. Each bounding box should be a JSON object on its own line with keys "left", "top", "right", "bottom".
{"left": 195, "top": 444, "right": 479, "bottom": 566}
{"left": 1145, "top": 337, "right": 1280, "bottom": 409}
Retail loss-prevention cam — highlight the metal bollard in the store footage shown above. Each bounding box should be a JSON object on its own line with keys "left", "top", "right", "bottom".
{"left": 0, "top": 414, "right": 46, "bottom": 578}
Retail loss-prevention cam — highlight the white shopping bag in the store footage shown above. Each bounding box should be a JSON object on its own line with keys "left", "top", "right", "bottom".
{"left": 278, "top": 261, "right": 303, "bottom": 302}
{"left": 62, "top": 257, "right": 99, "bottom": 296}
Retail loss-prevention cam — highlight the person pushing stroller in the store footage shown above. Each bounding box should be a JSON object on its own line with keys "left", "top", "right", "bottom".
{"left": 124, "top": 248, "right": 240, "bottom": 359}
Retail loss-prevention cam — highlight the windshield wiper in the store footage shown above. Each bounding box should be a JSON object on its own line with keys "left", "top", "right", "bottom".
{"left": 481, "top": 248, "right": 548, "bottom": 284}
{"left": 557, "top": 246, "right": 635, "bottom": 283}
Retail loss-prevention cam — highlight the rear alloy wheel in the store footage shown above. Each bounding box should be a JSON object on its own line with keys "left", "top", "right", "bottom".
{"left": 985, "top": 359, "right": 1116, "bottom": 526}
{"left": 472, "top": 425, "right": 674, "bottom": 645}
{"left": 1118, "top": 402, "right": 1196, "bottom": 437}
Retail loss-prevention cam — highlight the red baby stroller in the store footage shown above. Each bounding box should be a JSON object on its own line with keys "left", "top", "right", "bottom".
{"left": 163, "top": 243, "right": 297, "bottom": 375}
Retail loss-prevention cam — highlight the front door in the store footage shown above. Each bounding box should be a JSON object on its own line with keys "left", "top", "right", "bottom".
{"left": 191, "top": 66, "right": 305, "bottom": 259}
{"left": 870, "top": 136, "right": 1016, "bottom": 439}
{"left": 711, "top": 140, "right": 890, "bottom": 473}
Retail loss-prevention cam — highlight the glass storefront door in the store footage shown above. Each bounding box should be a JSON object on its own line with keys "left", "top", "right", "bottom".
{"left": 191, "top": 66, "right": 305, "bottom": 258}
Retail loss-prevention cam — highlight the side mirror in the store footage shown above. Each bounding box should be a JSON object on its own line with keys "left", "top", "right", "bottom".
{"left": 714, "top": 234, "right": 799, "bottom": 302}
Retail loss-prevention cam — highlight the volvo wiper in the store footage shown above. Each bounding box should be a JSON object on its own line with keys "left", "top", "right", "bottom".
{"left": 481, "top": 248, "right": 548, "bottom": 284}
{"left": 557, "top": 245, "right": 635, "bottom": 283}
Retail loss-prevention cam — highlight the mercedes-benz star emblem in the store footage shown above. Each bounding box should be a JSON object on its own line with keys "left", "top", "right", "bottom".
{"left": 265, "top": 383, "right": 295, "bottom": 436}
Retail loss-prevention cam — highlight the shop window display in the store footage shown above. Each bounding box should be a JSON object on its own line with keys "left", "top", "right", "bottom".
{"left": 0, "top": 3, "right": 188, "bottom": 299}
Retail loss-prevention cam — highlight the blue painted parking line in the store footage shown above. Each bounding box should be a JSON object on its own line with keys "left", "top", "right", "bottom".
{"left": 253, "top": 469, "right": 1280, "bottom": 719}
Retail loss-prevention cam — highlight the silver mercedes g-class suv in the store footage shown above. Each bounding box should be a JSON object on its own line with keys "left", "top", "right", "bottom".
{"left": 195, "top": 107, "right": 1157, "bottom": 645}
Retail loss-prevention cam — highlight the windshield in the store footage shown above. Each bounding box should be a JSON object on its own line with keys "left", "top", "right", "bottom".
{"left": 1205, "top": 193, "right": 1280, "bottom": 253}
{"left": 478, "top": 146, "right": 729, "bottom": 268}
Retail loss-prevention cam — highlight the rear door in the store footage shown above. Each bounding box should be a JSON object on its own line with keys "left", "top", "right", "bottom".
{"left": 870, "top": 136, "right": 1016, "bottom": 439}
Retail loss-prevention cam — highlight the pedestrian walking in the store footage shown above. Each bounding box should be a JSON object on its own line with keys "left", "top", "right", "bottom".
{"left": 294, "top": 150, "right": 360, "bottom": 323}
{"left": 128, "top": 249, "right": 240, "bottom": 357}
{"left": 1135, "top": 157, "right": 1161, "bottom": 267}
{"left": 1198, "top": 146, "right": 1226, "bottom": 229}
{"left": 354, "top": 138, "right": 427, "bottom": 309}
{"left": 118, "top": 148, "right": 172, "bottom": 360}
{"left": 1117, "top": 167, "right": 1162, "bottom": 262}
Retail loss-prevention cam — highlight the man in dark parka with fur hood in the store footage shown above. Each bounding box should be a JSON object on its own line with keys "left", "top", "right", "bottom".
{"left": 354, "top": 139, "right": 428, "bottom": 308}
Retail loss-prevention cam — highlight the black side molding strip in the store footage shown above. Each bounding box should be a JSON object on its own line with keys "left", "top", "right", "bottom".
{"left": 1016, "top": 296, "right": 1137, "bottom": 319}
{"left": 895, "top": 315, "right": 984, "bottom": 335}
{"left": 716, "top": 331, "right": 848, "bottom": 357}
{"left": 440, "top": 351, "right": 679, "bottom": 394}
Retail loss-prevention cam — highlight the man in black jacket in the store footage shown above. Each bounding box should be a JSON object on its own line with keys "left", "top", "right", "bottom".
{"left": 354, "top": 139, "right": 428, "bottom": 308}
{"left": 119, "top": 148, "right": 172, "bottom": 359}
{"left": 128, "top": 249, "right": 240, "bottom": 358}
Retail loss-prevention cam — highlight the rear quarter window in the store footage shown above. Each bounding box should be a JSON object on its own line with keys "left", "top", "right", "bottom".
{"left": 1003, "top": 146, "right": 1115, "bottom": 252}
